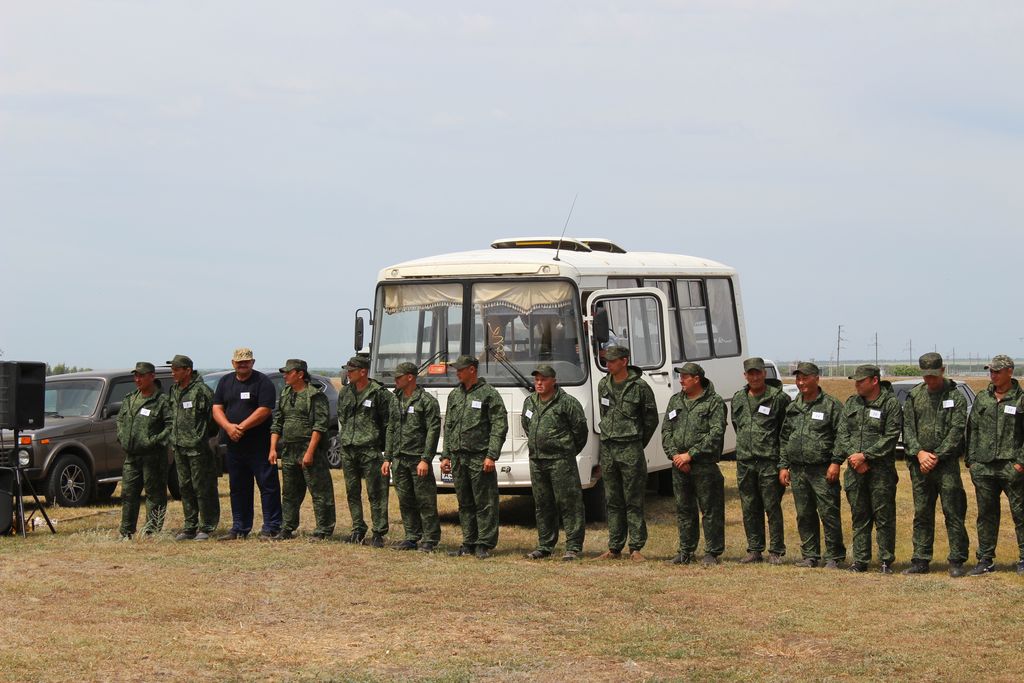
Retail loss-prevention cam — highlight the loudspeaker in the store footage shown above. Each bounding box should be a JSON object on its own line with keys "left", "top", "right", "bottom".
{"left": 0, "top": 361, "right": 46, "bottom": 430}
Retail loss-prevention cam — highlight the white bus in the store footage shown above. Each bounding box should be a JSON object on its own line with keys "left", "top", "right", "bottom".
{"left": 353, "top": 237, "right": 748, "bottom": 519}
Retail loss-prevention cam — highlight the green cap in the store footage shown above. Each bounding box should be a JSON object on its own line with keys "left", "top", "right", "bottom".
{"left": 132, "top": 361, "right": 155, "bottom": 375}
{"left": 604, "top": 345, "right": 630, "bottom": 361}
{"left": 279, "top": 358, "right": 308, "bottom": 374}
{"left": 985, "top": 354, "right": 1015, "bottom": 372}
{"left": 393, "top": 362, "right": 419, "bottom": 377}
{"left": 166, "top": 354, "right": 193, "bottom": 369}
{"left": 918, "top": 352, "right": 944, "bottom": 377}
{"left": 451, "top": 355, "right": 479, "bottom": 370}
{"left": 675, "top": 362, "right": 705, "bottom": 377}
{"left": 793, "top": 361, "right": 820, "bottom": 376}
{"left": 743, "top": 357, "right": 766, "bottom": 372}
{"left": 344, "top": 356, "right": 370, "bottom": 371}
{"left": 531, "top": 364, "right": 556, "bottom": 378}
{"left": 849, "top": 364, "right": 880, "bottom": 381}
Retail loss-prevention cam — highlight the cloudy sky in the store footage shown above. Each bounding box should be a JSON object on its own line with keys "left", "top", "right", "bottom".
{"left": 2, "top": 1, "right": 1021, "bottom": 370}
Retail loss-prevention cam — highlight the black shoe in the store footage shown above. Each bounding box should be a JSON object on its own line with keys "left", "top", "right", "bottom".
{"left": 767, "top": 552, "right": 784, "bottom": 566}
{"left": 880, "top": 562, "right": 894, "bottom": 575}
{"left": 701, "top": 554, "right": 720, "bottom": 567}
{"left": 258, "top": 529, "right": 276, "bottom": 540}
{"left": 902, "top": 560, "right": 929, "bottom": 575}
{"left": 308, "top": 532, "right": 331, "bottom": 542}
{"left": 418, "top": 543, "right": 436, "bottom": 553}
{"left": 1017, "top": 560, "right": 1024, "bottom": 576}
{"left": 848, "top": 561, "right": 868, "bottom": 573}
{"left": 271, "top": 530, "right": 295, "bottom": 541}
{"left": 968, "top": 559, "right": 994, "bottom": 576}
{"left": 739, "top": 551, "right": 763, "bottom": 564}
{"left": 525, "top": 550, "right": 551, "bottom": 560}
{"left": 344, "top": 531, "right": 366, "bottom": 544}
{"left": 824, "top": 559, "right": 841, "bottom": 570}
{"left": 369, "top": 533, "right": 386, "bottom": 548}
{"left": 174, "top": 531, "right": 197, "bottom": 542}
{"left": 448, "top": 545, "right": 475, "bottom": 557}
{"left": 119, "top": 533, "right": 133, "bottom": 542}
{"left": 949, "top": 562, "right": 967, "bottom": 578}
{"left": 562, "top": 551, "right": 579, "bottom": 561}
{"left": 668, "top": 552, "right": 692, "bottom": 565}
{"left": 395, "top": 539, "right": 418, "bottom": 550}
{"left": 475, "top": 547, "right": 492, "bottom": 560}
{"left": 218, "top": 530, "right": 248, "bottom": 541}
{"left": 794, "top": 557, "right": 819, "bottom": 568}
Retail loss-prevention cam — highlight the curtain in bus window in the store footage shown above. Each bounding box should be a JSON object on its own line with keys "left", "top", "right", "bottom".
{"left": 706, "top": 279, "right": 739, "bottom": 357}
{"left": 384, "top": 283, "right": 462, "bottom": 313}
{"left": 472, "top": 281, "right": 574, "bottom": 313}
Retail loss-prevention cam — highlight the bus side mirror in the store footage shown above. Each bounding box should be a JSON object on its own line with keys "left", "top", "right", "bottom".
{"left": 354, "top": 316, "right": 364, "bottom": 352}
{"left": 593, "top": 307, "right": 609, "bottom": 345}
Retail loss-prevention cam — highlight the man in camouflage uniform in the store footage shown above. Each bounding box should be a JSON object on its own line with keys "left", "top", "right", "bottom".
{"left": 596, "top": 345, "right": 659, "bottom": 561}
{"left": 269, "top": 359, "right": 335, "bottom": 540}
{"left": 837, "top": 364, "right": 902, "bottom": 573}
{"left": 440, "top": 355, "right": 508, "bottom": 559}
{"left": 662, "top": 362, "right": 727, "bottom": 566}
{"left": 522, "top": 364, "right": 589, "bottom": 561}
{"left": 965, "top": 354, "right": 1024, "bottom": 576}
{"left": 116, "top": 362, "right": 171, "bottom": 540}
{"left": 384, "top": 362, "right": 442, "bottom": 552}
{"left": 902, "top": 353, "right": 969, "bottom": 577}
{"left": 337, "top": 355, "right": 392, "bottom": 546}
{"left": 167, "top": 354, "right": 220, "bottom": 541}
{"left": 731, "top": 357, "right": 791, "bottom": 564}
{"left": 779, "top": 362, "right": 846, "bottom": 569}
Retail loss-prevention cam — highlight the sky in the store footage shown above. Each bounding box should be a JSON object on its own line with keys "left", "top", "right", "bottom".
{"left": 2, "top": 1, "right": 1022, "bottom": 371}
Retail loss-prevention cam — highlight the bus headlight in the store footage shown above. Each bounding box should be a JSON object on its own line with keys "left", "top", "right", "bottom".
{"left": 18, "top": 449, "right": 31, "bottom": 467}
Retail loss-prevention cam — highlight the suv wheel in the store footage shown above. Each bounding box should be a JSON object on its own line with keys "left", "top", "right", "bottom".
{"left": 46, "top": 454, "right": 94, "bottom": 508}
{"left": 326, "top": 432, "right": 342, "bottom": 468}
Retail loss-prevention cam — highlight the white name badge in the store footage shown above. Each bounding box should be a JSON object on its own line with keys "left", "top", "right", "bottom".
{"left": 601, "top": 397, "right": 611, "bottom": 407}
{"left": 362, "top": 399, "right": 373, "bottom": 408}
{"left": 182, "top": 401, "right": 193, "bottom": 409}
{"left": 758, "top": 405, "right": 771, "bottom": 416}
{"left": 942, "top": 399, "right": 954, "bottom": 409}
{"left": 471, "top": 400, "right": 482, "bottom": 409}
{"left": 407, "top": 406, "right": 415, "bottom": 414}
{"left": 240, "top": 392, "right": 251, "bottom": 400}
{"left": 140, "top": 408, "right": 151, "bottom": 416}
{"left": 869, "top": 409, "right": 882, "bottom": 419}
{"left": 668, "top": 409, "right": 678, "bottom": 420}
{"left": 524, "top": 409, "right": 533, "bottom": 419}
{"left": 1005, "top": 405, "right": 1018, "bottom": 415}
{"left": 811, "top": 412, "right": 825, "bottom": 421}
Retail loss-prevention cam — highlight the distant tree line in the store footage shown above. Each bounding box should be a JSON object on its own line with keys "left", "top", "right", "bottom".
{"left": 47, "top": 363, "right": 92, "bottom": 376}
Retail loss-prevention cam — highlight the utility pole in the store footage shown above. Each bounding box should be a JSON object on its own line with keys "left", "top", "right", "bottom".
{"left": 835, "top": 325, "right": 846, "bottom": 378}
{"left": 873, "top": 332, "right": 879, "bottom": 366}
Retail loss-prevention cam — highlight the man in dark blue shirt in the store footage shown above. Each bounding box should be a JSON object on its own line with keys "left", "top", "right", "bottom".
{"left": 212, "top": 347, "right": 282, "bottom": 539}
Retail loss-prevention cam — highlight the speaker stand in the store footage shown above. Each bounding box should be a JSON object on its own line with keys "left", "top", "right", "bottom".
{"left": 8, "top": 430, "right": 56, "bottom": 537}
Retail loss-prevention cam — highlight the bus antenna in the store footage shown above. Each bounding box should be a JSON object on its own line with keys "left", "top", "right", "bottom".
{"left": 553, "top": 193, "right": 578, "bottom": 262}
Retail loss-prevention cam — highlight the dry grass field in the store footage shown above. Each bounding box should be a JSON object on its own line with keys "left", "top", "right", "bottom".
{"left": 3, "top": 376, "right": 1021, "bottom": 682}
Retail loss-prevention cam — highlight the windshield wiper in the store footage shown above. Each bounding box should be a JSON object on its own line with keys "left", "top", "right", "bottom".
{"left": 484, "top": 345, "right": 534, "bottom": 392}
{"left": 417, "top": 348, "right": 451, "bottom": 375}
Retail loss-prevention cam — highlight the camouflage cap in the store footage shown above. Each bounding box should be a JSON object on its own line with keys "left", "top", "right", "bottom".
{"left": 166, "top": 354, "right": 193, "bottom": 369}
{"left": 531, "top": 364, "right": 557, "bottom": 378}
{"left": 918, "top": 352, "right": 944, "bottom": 377}
{"left": 132, "top": 361, "right": 155, "bottom": 375}
{"left": 279, "top": 358, "right": 308, "bottom": 374}
{"left": 393, "top": 362, "right": 419, "bottom": 377}
{"left": 451, "top": 355, "right": 479, "bottom": 370}
{"left": 792, "top": 361, "right": 820, "bottom": 376}
{"left": 604, "top": 345, "right": 630, "bottom": 361}
{"left": 232, "top": 347, "right": 254, "bottom": 362}
{"left": 985, "top": 354, "right": 1015, "bottom": 372}
{"left": 344, "top": 356, "right": 370, "bottom": 371}
{"left": 849, "top": 364, "right": 881, "bottom": 381}
{"left": 743, "top": 357, "right": 766, "bottom": 372}
{"left": 675, "top": 362, "right": 705, "bottom": 377}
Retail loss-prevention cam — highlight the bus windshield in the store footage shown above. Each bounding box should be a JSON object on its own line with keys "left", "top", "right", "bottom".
{"left": 373, "top": 280, "right": 587, "bottom": 386}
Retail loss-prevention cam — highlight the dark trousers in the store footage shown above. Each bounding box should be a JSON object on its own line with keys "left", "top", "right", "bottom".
{"left": 226, "top": 447, "right": 282, "bottom": 535}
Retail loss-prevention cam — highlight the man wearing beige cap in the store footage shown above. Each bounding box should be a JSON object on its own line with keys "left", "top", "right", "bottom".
{"left": 212, "top": 347, "right": 282, "bottom": 540}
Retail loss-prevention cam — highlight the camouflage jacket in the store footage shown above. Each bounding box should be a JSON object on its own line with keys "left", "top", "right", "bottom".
{"left": 731, "top": 379, "right": 791, "bottom": 462}
{"left": 386, "top": 386, "right": 441, "bottom": 462}
{"left": 271, "top": 383, "right": 330, "bottom": 446}
{"left": 521, "top": 387, "right": 589, "bottom": 460}
{"left": 966, "top": 378, "right": 1024, "bottom": 466}
{"left": 661, "top": 378, "right": 727, "bottom": 463}
{"left": 779, "top": 389, "right": 844, "bottom": 468}
{"left": 168, "top": 371, "right": 215, "bottom": 449}
{"left": 116, "top": 389, "right": 171, "bottom": 454}
{"left": 597, "top": 366, "right": 659, "bottom": 446}
{"left": 903, "top": 379, "right": 967, "bottom": 462}
{"left": 442, "top": 379, "right": 508, "bottom": 460}
{"left": 338, "top": 379, "right": 392, "bottom": 451}
{"left": 836, "top": 382, "right": 902, "bottom": 462}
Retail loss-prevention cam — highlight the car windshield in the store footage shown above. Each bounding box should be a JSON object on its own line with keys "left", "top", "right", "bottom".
{"left": 372, "top": 280, "right": 587, "bottom": 386}
{"left": 45, "top": 379, "right": 103, "bottom": 417}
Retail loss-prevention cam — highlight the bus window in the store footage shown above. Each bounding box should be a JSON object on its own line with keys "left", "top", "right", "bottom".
{"left": 375, "top": 283, "right": 463, "bottom": 379}
{"left": 593, "top": 295, "right": 666, "bottom": 370}
{"left": 644, "top": 279, "right": 682, "bottom": 363}
{"left": 706, "top": 278, "right": 740, "bottom": 357}
{"left": 677, "top": 279, "right": 711, "bottom": 360}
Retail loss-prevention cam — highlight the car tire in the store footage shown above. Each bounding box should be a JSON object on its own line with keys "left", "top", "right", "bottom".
{"left": 46, "top": 454, "right": 94, "bottom": 508}
{"left": 326, "top": 432, "right": 342, "bottom": 469}
{"left": 167, "top": 460, "right": 182, "bottom": 500}
{"left": 583, "top": 480, "right": 607, "bottom": 523}
{"left": 94, "top": 482, "right": 118, "bottom": 502}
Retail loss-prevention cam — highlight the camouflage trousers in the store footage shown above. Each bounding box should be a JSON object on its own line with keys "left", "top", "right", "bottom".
{"left": 789, "top": 463, "right": 845, "bottom": 562}
{"left": 844, "top": 459, "right": 898, "bottom": 565}
{"left": 172, "top": 445, "right": 221, "bottom": 534}
{"left": 736, "top": 459, "right": 786, "bottom": 555}
{"left": 392, "top": 457, "right": 441, "bottom": 545}
{"left": 907, "top": 457, "right": 968, "bottom": 564}
{"left": 451, "top": 451, "right": 499, "bottom": 550}
{"left": 529, "top": 457, "right": 585, "bottom": 554}
{"left": 968, "top": 460, "right": 1024, "bottom": 561}
{"left": 341, "top": 447, "right": 389, "bottom": 537}
{"left": 280, "top": 442, "right": 336, "bottom": 537}
{"left": 672, "top": 460, "right": 725, "bottom": 557}
{"left": 120, "top": 449, "right": 168, "bottom": 537}
{"left": 600, "top": 441, "right": 647, "bottom": 553}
